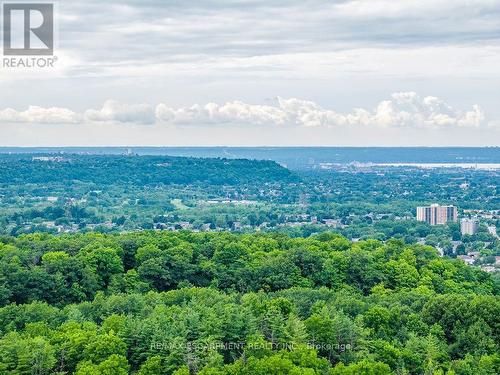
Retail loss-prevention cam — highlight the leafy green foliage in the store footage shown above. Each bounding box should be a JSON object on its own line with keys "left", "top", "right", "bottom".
{"left": 0, "top": 231, "right": 498, "bottom": 374}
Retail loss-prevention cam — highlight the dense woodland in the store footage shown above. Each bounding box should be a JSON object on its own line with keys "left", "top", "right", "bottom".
{"left": 0, "top": 155, "right": 297, "bottom": 186}
{"left": 0, "top": 231, "right": 499, "bottom": 374}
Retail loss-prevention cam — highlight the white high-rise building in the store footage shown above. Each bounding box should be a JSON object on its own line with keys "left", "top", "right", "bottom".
{"left": 461, "top": 218, "right": 479, "bottom": 236}
{"left": 416, "top": 204, "right": 458, "bottom": 225}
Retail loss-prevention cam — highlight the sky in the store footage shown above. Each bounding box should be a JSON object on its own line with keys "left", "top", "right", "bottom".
{"left": 0, "top": 0, "right": 499, "bottom": 146}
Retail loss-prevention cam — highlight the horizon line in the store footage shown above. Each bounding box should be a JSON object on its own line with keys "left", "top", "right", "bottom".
{"left": 0, "top": 145, "right": 499, "bottom": 149}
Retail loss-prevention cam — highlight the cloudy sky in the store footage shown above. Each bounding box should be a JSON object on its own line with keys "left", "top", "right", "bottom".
{"left": 1, "top": 0, "right": 499, "bottom": 146}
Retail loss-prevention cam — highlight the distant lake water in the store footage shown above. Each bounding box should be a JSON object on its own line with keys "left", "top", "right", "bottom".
{"left": 374, "top": 163, "right": 500, "bottom": 170}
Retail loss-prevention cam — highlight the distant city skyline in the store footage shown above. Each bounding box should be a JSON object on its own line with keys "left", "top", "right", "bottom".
{"left": 1, "top": 0, "right": 499, "bottom": 146}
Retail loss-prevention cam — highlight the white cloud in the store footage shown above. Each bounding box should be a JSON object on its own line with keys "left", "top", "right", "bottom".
{"left": 155, "top": 101, "right": 288, "bottom": 126}
{"left": 0, "top": 93, "right": 488, "bottom": 129}
{"left": 365, "top": 92, "right": 485, "bottom": 128}
{"left": 0, "top": 106, "right": 79, "bottom": 124}
{"left": 84, "top": 100, "right": 156, "bottom": 124}
{"left": 156, "top": 92, "right": 486, "bottom": 128}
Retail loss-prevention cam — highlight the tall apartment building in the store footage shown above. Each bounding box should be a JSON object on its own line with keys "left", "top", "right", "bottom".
{"left": 416, "top": 204, "right": 458, "bottom": 225}
{"left": 460, "top": 218, "right": 479, "bottom": 236}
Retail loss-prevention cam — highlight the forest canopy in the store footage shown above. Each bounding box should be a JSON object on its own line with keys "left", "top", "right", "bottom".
{"left": 0, "top": 231, "right": 498, "bottom": 374}
{"left": 0, "top": 155, "right": 297, "bottom": 186}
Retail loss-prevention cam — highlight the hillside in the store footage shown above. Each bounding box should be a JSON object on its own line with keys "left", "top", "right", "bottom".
{"left": 0, "top": 154, "right": 298, "bottom": 186}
